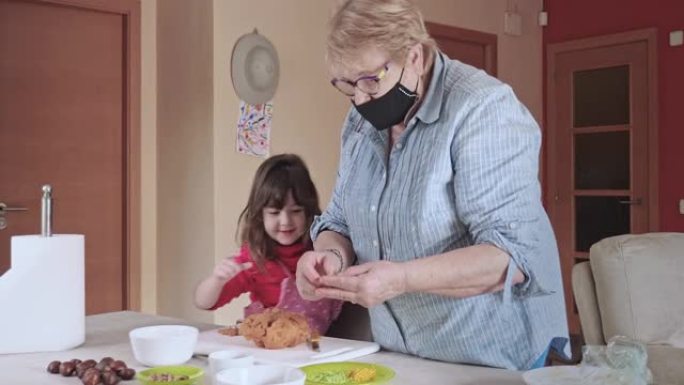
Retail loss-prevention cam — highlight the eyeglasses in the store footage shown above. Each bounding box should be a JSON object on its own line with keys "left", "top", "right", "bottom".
{"left": 330, "top": 63, "right": 390, "bottom": 97}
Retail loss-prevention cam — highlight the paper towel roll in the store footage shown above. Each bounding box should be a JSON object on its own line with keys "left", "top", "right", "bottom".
{"left": 0, "top": 234, "right": 85, "bottom": 354}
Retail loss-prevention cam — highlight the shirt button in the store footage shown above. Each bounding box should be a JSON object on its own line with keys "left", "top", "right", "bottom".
{"left": 396, "top": 142, "right": 403, "bottom": 150}
{"left": 370, "top": 205, "right": 376, "bottom": 212}
{"left": 509, "top": 221, "right": 519, "bottom": 229}
{"left": 372, "top": 240, "right": 379, "bottom": 247}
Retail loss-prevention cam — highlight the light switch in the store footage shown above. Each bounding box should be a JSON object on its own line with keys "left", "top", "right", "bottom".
{"left": 538, "top": 11, "right": 548, "bottom": 27}
{"left": 504, "top": 12, "right": 523, "bottom": 36}
{"left": 670, "top": 30, "right": 683, "bottom": 47}
{"left": 680, "top": 199, "right": 684, "bottom": 215}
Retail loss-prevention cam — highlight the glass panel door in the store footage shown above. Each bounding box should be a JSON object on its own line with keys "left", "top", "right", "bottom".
{"left": 549, "top": 37, "right": 652, "bottom": 335}
{"left": 572, "top": 65, "right": 632, "bottom": 263}
{"left": 573, "top": 65, "right": 630, "bottom": 127}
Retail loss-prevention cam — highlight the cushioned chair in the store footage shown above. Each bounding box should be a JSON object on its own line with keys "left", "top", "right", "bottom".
{"left": 325, "top": 302, "right": 373, "bottom": 342}
{"left": 572, "top": 233, "right": 684, "bottom": 385}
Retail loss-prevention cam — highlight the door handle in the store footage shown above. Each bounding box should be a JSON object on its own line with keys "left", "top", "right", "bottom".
{"left": 618, "top": 198, "right": 642, "bottom": 205}
{"left": 0, "top": 202, "right": 29, "bottom": 213}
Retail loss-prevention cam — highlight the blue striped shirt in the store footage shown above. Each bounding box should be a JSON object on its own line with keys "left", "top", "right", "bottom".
{"left": 311, "top": 52, "right": 569, "bottom": 370}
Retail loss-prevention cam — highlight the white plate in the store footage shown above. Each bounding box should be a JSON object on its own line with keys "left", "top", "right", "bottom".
{"left": 195, "top": 329, "right": 380, "bottom": 367}
{"left": 523, "top": 366, "right": 616, "bottom": 385}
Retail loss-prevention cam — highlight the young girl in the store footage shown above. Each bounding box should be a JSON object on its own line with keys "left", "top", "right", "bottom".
{"left": 194, "top": 154, "right": 341, "bottom": 334}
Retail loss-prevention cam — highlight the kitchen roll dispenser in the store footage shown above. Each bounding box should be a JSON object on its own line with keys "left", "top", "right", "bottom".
{"left": 0, "top": 185, "right": 85, "bottom": 354}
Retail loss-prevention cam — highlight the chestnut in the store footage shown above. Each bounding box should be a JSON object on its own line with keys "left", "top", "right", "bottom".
{"left": 60, "top": 361, "right": 76, "bottom": 376}
{"left": 118, "top": 367, "right": 136, "bottom": 380}
{"left": 47, "top": 360, "right": 61, "bottom": 374}
{"left": 81, "top": 368, "right": 102, "bottom": 385}
{"left": 46, "top": 356, "right": 134, "bottom": 383}
{"left": 77, "top": 360, "right": 97, "bottom": 378}
{"left": 75, "top": 366, "right": 87, "bottom": 378}
{"left": 110, "top": 360, "right": 126, "bottom": 369}
{"left": 101, "top": 371, "right": 121, "bottom": 385}
{"left": 82, "top": 359, "right": 97, "bottom": 367}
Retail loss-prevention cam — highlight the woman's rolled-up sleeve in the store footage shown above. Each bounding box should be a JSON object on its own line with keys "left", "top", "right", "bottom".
{"left": 451, "top": 85, "right": 552, "bottom": 302}
{"left": 310, "top": 165, "right": 350, "bottom": 240}
{"left": 310, "top": 112, "right": 358, "bottom": 241}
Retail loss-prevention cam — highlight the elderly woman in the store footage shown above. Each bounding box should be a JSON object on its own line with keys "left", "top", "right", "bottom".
{"left": 296, "top": 0, "right": 569, "bottom": 370}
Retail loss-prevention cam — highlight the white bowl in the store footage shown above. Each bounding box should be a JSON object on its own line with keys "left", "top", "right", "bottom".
{"left": 129, "top": 325, "right": 199, "bottom": 367}
{"left": 215, "top": 365, "right": 305, "bottom": 385}
{"left": 209, "top": 350, "right": 254, "bottom": 380}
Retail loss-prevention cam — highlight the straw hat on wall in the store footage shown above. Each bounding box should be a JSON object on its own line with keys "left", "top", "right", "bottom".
{"left": 231, "top": 30, "right": 280, "bottom": 104}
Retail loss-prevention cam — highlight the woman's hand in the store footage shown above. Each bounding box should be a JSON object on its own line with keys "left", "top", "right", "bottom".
{"left": 315, "top": 261, "right": 408, "bottom": 307}
{"left": 296, "top": 250, "right": 344, "bottom": 300}
{"left": 212, "top": 256, "right": 251, "bottom": 282}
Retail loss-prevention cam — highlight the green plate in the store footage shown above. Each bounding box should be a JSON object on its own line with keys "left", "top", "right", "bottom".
{"left": 301, "top": 362, "right": 395, "bottom": 385}
{"left": 136, "top": 365, "right": 204, "bottom": 385}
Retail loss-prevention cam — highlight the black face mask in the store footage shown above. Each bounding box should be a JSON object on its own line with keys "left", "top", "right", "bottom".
{"left": 354, "top": 68, "right": 418, "bottom": 130}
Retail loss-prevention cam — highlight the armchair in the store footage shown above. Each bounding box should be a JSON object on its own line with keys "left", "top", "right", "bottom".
{"left": 572, "top": 233, "right": 684, "bottom": 385}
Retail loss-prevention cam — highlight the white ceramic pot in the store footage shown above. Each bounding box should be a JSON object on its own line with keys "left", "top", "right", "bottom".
{"left": 215, "top": 365, "right": 305, "bottom": 385}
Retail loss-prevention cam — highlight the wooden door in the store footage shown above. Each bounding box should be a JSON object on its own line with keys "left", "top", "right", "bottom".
{"left": 547, "top": 29, "right": 658, "bottom": 333}
{"left": 426, "top": 22, "right": 497, "bottom": 76}
{"left": 0, "top": 0, "right": 141, "bottom": 313}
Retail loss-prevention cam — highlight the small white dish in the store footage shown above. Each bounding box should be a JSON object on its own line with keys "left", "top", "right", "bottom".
{"left": 215, "top": 365, "right": 305, "bottom": 385}
{"left": 209, "top": 350, "right": 254, "bottom": 384}
{"left": 129, "top": 324, "right": 199, "bottom": 367}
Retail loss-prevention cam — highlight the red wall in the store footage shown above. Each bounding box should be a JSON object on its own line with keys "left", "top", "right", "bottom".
{"left": 543, "top": 0, "right": 684, "bottom": 232}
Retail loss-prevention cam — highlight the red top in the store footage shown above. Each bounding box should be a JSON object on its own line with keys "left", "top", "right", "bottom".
{"left": 210, "top": 242, "right": 309, "bottom": 310}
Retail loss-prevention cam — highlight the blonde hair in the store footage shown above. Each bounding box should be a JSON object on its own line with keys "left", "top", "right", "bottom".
{"left": 327, "top": 0, "right": 436, "bottom": 71}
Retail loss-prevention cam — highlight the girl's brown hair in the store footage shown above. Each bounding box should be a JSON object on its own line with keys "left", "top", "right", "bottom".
{"left": 237, "top": 154, "right": 321, "bottom": 270}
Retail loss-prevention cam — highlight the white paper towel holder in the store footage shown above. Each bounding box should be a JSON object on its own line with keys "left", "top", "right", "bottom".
{"left": 41, "top": 184, "right": 52, "bottom": 237}
{"left": 0, "top": 184, "right": 86, "bottom": 354}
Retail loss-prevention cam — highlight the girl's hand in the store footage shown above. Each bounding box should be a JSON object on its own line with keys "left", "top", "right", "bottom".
{"left": 212, "top": 256, "right": 252, "bottom": 282}
{"left": 315, "top": 260, "right": 407, "bottom": 307}
{"left": 296, "top": 250, "right": 343, "bottom": 301}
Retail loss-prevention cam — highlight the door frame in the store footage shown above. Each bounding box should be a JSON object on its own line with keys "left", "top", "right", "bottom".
{"left": 546, "top": 28, "right": 659, "bottom": 232}
{"left": 546, "top": 29, "right": 658, "bottom": 333}
{"left": 426, "top": 22, "right": 498, "bottom": 77}
{"left": 37, "top": 0, "right": 142, "bottom": 310}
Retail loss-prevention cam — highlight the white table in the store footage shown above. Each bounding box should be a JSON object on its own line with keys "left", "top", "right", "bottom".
{"left": 0, "top": 311, "right": 525, "bottom": 384}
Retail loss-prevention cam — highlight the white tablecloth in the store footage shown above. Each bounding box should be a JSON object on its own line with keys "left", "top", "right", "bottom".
{"left": 0, "top": 311, "right": 525, "bottom": 384}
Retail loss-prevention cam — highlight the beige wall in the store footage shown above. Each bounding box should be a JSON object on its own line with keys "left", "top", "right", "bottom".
{"left": 156, "top": 0, "right": 215, "bottom": 322}
{"left": 415, "top": 0, "right": 544, "bottom": 121}
{"left": 140, "top": 0, "right": 157, "bottom": 314}
{"left": 211, "top": 0, "right": 349, "bottom": 325}
{"left": 147, "top": 0, "right": 543, "bottom": 324}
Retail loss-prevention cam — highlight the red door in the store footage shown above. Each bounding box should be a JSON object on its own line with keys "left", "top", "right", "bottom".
{"left": 0, "top": 0, "right": 140, "bottom": 313}
{"left": 547, "top": 30, "right": 657, "bottom": 333}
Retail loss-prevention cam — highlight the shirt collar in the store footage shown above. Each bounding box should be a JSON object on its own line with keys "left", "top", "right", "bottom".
{"left": 412, "top": 50, "right": 446, "bottom": 125}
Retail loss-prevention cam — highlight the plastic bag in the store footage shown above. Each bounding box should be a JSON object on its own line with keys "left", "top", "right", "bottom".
{"left": 523, "top": 336, "right": 652, "bottom": 385}
{"left": 580, "top": 335, "right": 653, "bottom": 385}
